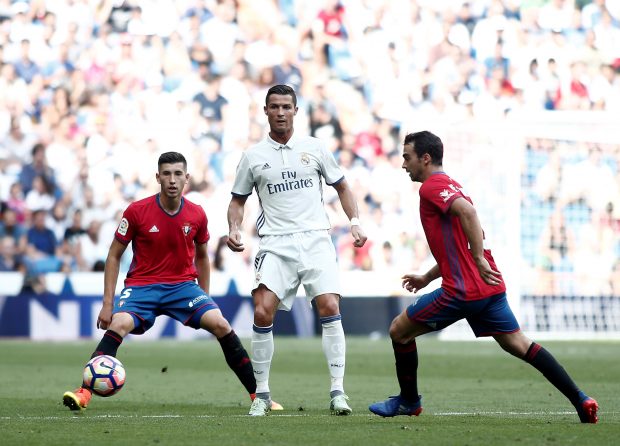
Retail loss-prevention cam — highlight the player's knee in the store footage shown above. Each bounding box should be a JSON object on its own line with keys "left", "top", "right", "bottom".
{"left": 108, "top": 315, "right": 134, "bottom": 337}
{"left": 494, "top": 331, "right": 531, "bottom": 357}
{"left": 315, "top": 294, "right": 340, "bottom": 317}
{"left": 253, "top": 305, "right": 275, "bottom": 326}
{"left": 208, "top": 316, "right": 232, "bottom": 338}
{"left": 388, "top": 321, "right": 408, "bottom": 344}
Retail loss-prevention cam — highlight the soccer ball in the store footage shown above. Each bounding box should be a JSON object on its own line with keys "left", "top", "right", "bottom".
{"left": 83, "top": 355, "right": 126, "bottom": 397}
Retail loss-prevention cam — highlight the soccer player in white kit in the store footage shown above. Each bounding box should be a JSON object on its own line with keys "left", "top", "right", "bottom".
{"left": 227, "top": 84, "right": 367, "bottom": 416}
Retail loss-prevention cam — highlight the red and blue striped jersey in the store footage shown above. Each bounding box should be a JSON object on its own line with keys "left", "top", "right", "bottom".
{"left": 114, "top": 194, "right": 209, "bottom": 286}
{"left": 419, "top": 172, "right": 505, "bottom": 300}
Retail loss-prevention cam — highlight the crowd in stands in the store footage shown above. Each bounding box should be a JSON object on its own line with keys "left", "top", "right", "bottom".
{"left": 0, "top": 0, "right": 619, "bottom": 296}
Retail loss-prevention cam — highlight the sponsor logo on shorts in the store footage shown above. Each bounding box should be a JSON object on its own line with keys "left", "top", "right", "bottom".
{"left": 188, "top": 295, "right": 208, "bottom": 308}
{"left": 117, "top": 218, "right": 129, "bottom": 236}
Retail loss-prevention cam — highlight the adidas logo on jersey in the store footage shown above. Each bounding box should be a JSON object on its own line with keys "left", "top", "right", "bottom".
{"left": 149, "top": 225, "right": 159, "bottom": 233}
{"left": 262, "top": 163, "right": 271, "bottom": 170}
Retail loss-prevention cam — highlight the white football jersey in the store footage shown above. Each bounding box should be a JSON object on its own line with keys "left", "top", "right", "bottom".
{"left": 232, "top": 133, "right": 344, "bottom": 236}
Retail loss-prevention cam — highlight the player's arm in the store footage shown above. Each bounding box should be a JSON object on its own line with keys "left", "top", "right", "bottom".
{"left": 402, "top": 264, "right": 440, "bottom": 293}
{"left": 227, "top": 194, "right": 248, "bottom": 252}
{"left": 448, "top": 197, "right": 502, "bottom": 286}
{"left": 332, "top": 179, "right": 367, "bottom": 248}
{"left": 99, "top": 238, "right": 127, "bottom": 329}
{"left": 195, "top": 242, "right": 210, "bottom": 294}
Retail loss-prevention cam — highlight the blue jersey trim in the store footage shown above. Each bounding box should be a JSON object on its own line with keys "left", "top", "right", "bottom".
{"left": 441, "top": 214, "right": 465, "bottom": 299}
{"left": 327, "top": 175, "right": 345, "bottom": 186}
{"left": 253, "top": 324, "right": 274, "bottom": 334}
{"left": 155, "top": 194, "right": 184, "bottom": 217}
{"left": 320, "top": 314, "right": 342, "bottom": 324}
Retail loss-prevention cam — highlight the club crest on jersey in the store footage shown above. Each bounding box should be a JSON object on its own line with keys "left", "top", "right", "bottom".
{"left": 117, "top": 218, "right": 129, "bottom": 236}
{"left": 439, "top": 189, "right": 455, "bottom": 202}
{"left": 439, "top": 184, "right": 462, "bottom": 202}
{"left": 300, "top": 153, "right": 310, "bottom": 165}
{"left": 182, "top": 224, "right": 192, "bottom": 235}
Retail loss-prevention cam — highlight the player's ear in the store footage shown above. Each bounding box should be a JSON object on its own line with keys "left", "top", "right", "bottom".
{"left": 264, "top": 105, "right": 268, "bottom": 115}
{"left": 155, "top": 173, "right": 161, "bottom": 184}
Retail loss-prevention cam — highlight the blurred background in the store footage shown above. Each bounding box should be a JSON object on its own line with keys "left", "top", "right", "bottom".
{"left": 0, "top": 0, "right": 619, "bottom": 340}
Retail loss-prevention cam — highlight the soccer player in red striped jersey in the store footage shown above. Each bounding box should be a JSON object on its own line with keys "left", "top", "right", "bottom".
{"left": 369, "top": 131, "right": 598, "bottom": 423}
{"left": 63, "top": 152, "right": 264, "bottom": 412}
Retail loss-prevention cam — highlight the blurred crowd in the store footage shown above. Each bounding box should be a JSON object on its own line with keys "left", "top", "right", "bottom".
{"left": 0, "top": 0, "right": 619, "bottom": 295}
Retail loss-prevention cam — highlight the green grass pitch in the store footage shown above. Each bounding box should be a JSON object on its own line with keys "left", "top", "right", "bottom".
{"left": 1, "top": 337, "right": 618, "bottom": 446}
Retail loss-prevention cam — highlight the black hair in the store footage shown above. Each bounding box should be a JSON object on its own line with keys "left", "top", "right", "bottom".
{"left": 403, "top": 131, "right": 443, "bottom": 165}
{"left": 265, "top": 84, "right": 297, "bottom": 107}
{"left": 158, "top": 152, "right": 187, "bottom": 170}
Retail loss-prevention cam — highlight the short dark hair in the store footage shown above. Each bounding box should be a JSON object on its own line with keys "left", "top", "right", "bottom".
{"left": 158, "top": 152, "right": 187, "bottom": 170}
{"left": 265, "top": 84, "right": 297, "bottom": 107}
{"left": 403, "top": 131, "right": 443, "bottom": 165}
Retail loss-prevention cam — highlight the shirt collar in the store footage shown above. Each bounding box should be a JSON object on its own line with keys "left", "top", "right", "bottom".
{"left": 267, "top": 133, "right": 296, "bottom": 150}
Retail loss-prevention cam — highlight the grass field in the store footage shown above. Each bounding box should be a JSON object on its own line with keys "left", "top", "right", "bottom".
{"left": 1, "top": 337, "right": 618, "bottom": 446}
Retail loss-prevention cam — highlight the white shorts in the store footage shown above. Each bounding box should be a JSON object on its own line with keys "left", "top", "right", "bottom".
{"left": 253, "top": 230, "right": 341, "bottom": 311}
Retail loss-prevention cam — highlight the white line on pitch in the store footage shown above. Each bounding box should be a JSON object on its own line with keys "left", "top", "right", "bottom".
{"left": 2, "top": 411, "right": 611, "bottom": 421}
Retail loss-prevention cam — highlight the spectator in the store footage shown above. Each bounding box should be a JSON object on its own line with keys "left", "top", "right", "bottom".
{"left": 0, "top": 235, "right": 21, "bottom": 272}
{"left": 18, "top": 143, "right": 57, "bottom": 197}
{"left": 0, "top": 207, "right": 26, "bottom": 251}
{"left": 5, "top": 182, "right": 27, "bottom": 224}
{"left": 192, "top": 73, "right": 229, "bottom": 141}
{"left": 2, "top": 115, "right": 38, "bottom": 164}
{"left": 22, "top": 209, "right": 62, "bottom": 274}
{"left": 25, "top": 174, "right": 55, "bottom": 212}
{"left": 63, "top": 208, "right": 86, "bottom": 245}
{"left": 76, "top": 219, "right": 108, "bottom": 271}
{"left": 13, "top": 39, "right": 40, "bottom": 83}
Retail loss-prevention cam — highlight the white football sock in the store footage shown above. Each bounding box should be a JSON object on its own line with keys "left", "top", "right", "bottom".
{"left": 321, "top": 318, "right": 346, "bottom": 394}
{"left": 251, "top": 325, "right": 274, "bottom": 395}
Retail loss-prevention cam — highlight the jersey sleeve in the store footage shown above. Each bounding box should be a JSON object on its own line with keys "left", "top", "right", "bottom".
{"left": 420, "top": 179, "right": 465, "bottom": 214}
{"left": 319, "top": 142, "right": 344, "bottom": 185}
{"left": 231, "top": 153, "right": 254, "bottom": 196}
{"left": 115, "top": 205, "right": 137, "bottom": 245}
{"left": 195, "top": 206, "right": 210, "bottom": 245}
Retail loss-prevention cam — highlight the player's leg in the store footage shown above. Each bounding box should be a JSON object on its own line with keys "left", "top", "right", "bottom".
{"left": 471, "top": 292, "right": 598, "bottom": 423}
{"left": 314, "top": 292, "right": 351, "bottom": 415}
{"left": 370, "top": 288, "right": 453, "bottom": 417}
{"left": 299, "top": 230, "right": 353, "bottom": 414}
{"left": 368, "top": 310, "right": 431, "bottom": 417}
{"left": 247, "top": 239, "right": 300, "bottom": 415}
{"left": 248, "top": 285, "right": 280, "bottom": 415}
{"left": 63, "top": 312, "right": 135, "bottom": 411}
{"left": 198, "top": 308, "right": 257, "bottom": 400}
{"left": 494, "top": 331, "right": 598, "bottom": 423}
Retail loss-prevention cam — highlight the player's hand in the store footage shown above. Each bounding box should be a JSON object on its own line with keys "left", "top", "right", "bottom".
{"left": 475, "top": 257, "right": 503, "bottom": 286}
{"left": 401, "top": 273, "right": 428, "bottom": 293}
{"left": 226, "top": 230, "right": 245, "bottom": 252}
{"left": 97, "top": 306, "right": 113, "bottom": 330}
{"left": 351, "top": 225, "right": 367, "bottom": 248}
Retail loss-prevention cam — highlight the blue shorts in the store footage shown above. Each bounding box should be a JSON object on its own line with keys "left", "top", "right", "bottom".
{"left": 113, "top": 282, "right": 219, "bottom": 334}
{"left": 406, "top": 289, "right": 520, "bottom": 337}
